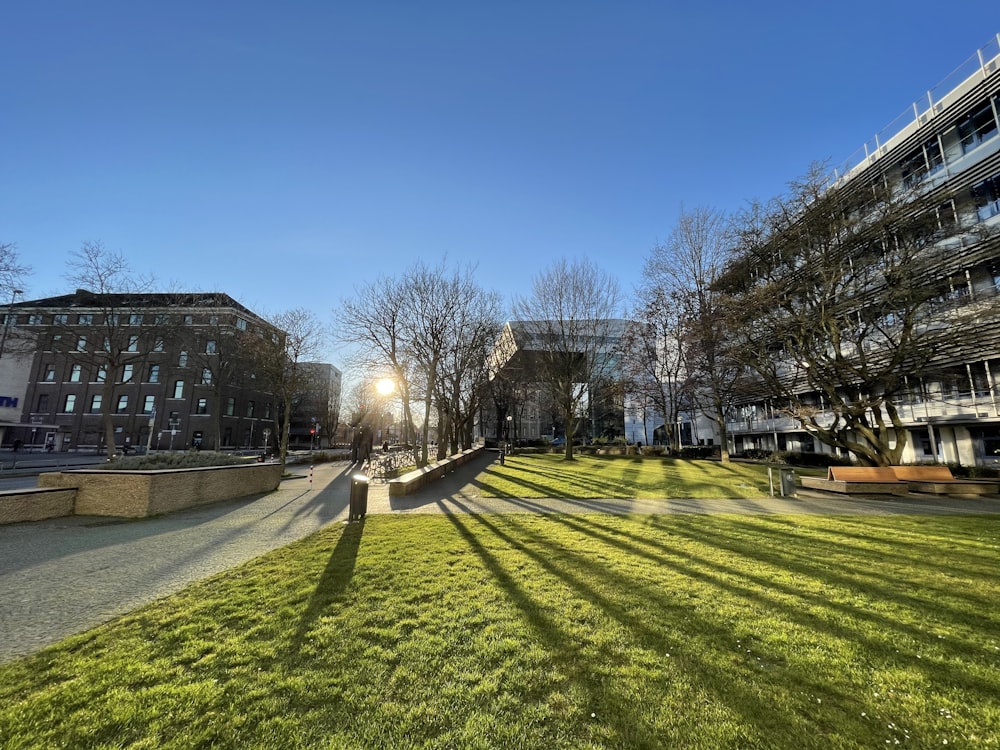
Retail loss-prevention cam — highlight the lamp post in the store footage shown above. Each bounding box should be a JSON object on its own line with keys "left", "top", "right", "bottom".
{"left": 0, "top": 288, "right": 23, "bottom": 360}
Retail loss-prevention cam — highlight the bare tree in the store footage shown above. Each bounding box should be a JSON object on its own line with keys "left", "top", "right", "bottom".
{"left": 724, "top": 165, "right": 979, "bottom": 466}
{"left": 646, "top": 208, "right": 745, "bottom": 462}
{"left": 432, "top": 285, "right": 503, "bottom": 457}
{"left": 510, "top": 257, "right": 623, "bottom": 460}
{"left": 0, "top": 242, "right": 31, "bottom": 299}
{"left": 0, "top": 242, "right": 33, "bottom": 358}
{"left": 337, "top": 259, "right": 501, "bottom": 467}
{"left": 240, "top": 308, "right": 325, "bottom": 466}
{"left": 336, "top": 273, "right": 421, "bottom": 462}
{"left": 622, "top": 284, "right": 693, "bottom": 453}
{"left": 57, "top": 242, "right": 180, "bottom": 458}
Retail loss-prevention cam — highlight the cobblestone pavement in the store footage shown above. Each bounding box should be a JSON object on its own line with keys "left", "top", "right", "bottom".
{"left": 3, "top": 453, "right": 999, "bottom": 663}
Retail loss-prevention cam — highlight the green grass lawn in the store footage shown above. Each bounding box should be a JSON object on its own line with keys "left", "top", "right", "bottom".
{"left": 2, "top": 513, "right": 997, "bottom": 749}
{"left": 478, "top": 453, "right": 821, "bottom": 498}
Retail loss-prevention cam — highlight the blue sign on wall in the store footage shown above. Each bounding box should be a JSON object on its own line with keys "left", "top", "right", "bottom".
{"left": 0, "top": 397, "right": 19, "bottom": 408}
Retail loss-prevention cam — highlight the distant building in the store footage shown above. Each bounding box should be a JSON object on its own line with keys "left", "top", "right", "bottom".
{"left": 287, "top": 362, "right": 342, "bottom": 449}
{"left": 2, "top": 290, "right": 282, "bottom": 453}
{"left": 485, "top": 319, "right": 713, "bottom": 446}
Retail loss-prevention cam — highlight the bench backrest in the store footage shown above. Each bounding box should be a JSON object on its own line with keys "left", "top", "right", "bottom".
{"left": 827, "top": 466, "right": 900, "bottom": 482}
{"left": 890, "top": 465, "right": 955, "bottom": 481}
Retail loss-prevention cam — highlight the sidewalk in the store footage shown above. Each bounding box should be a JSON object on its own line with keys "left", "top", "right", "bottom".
{"left": 3, "top": 454, "right": 999, "bottom": 663}
{"left": 0, "top": 461, "right": 357, "bottom": 663}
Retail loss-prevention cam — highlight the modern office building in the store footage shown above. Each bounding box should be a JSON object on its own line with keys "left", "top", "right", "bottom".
{"left": 727, "top": 36, "right": 1000, "bottom": 466}
{"left": 485, "top": 318, "right": 713, "bottom": 446}
{"left": 1, "top": 290, "right": 283, "bottom": 453}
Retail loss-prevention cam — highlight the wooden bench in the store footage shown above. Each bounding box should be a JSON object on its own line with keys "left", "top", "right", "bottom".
{"left": 800, "top": 466, "right": 909, "bottom": 495}
{"left": 890, "top": 465, "right": 1000, "bottom": 496}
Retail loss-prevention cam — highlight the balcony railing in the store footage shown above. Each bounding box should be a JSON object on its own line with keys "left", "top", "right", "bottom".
{"left": 829, "top": 34, "right": 1000, "bottom": 187}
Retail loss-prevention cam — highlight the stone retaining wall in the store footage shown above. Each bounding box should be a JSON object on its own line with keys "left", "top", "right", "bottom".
{"left": 388, "top": 447, "right": 484, "bottom": 496}
{"left": 37, "top": 463, "right": 284, "bottom": 518}
{"left": 0, "top": 488, "right": 77, "bottom": 525}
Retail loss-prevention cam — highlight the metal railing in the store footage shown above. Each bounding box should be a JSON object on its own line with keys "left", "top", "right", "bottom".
{"left": 363, "top": 450, "right": 415, "bottom": 482}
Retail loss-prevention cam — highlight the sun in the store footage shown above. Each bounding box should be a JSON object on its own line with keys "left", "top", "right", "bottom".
{"left": 375, "top": 378, "right": 395, "bottom": 396}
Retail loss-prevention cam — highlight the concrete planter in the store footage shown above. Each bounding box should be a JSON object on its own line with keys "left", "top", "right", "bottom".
{"left": 37, "top": 463, "right": 284, "bottom": 518}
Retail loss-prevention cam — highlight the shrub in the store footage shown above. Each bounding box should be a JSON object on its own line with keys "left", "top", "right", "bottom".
{"left": 947, "top": 463, "right": 999, "bottom": 479}
{"left": 97, "top": 451, "right": 252, "bottom": 471}
{"left": 309, "top": 450, "right": 352, "bottom": 465}
{"left": 678, "top": 446, "right": 718, "bottom": 460}
{"left": 641, "top": 445, "right": 665, "bottom": 457}
{"left": 767, "top": 450, "right": 852, "bottom": 468}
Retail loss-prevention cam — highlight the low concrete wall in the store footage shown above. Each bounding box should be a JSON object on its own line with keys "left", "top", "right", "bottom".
{"left": 388, "top": 447, "right": 483, "bottom": 497}
{"left": 38, "top": 463, "right": 284, "bottom": 518}
{"left": 0, "top": 488, "right": 77, "bottom": 525}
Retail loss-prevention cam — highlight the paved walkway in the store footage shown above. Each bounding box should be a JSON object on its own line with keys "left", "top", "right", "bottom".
{"left": 2, "top": 453, "right": 999, "bottom": 663}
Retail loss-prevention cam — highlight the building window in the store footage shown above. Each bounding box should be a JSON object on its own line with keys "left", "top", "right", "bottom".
{"left": 173, "top": 380, "right": 185, "bottom": 399}
{"left": 97, "top": 367, "right": 107, "bottom": 383}
{"left": 196, "top": 398, "right": 208, "bottom": 415}
{"left": 958, "top": 99, "right": 999, "bottom": 154}
{"left": 225, "top": 397, "right": 235, "bottom": 416}
{"left": 90, "top": 394, "right": 102, "bottom": 413}
{"left": 63, "top": 394, "right": 76, "bottom": 413}
{"left": 264, "top": 402, "right": 272, "bottom": 419}
{"left": 972, "top": 175, "right": 1000, "bottom": 222}
{"left": 127, "top": 335, "right": 139, "bottom": 352}
{"left": 201, "top": 368, "right": 212, "bottom": 385}
{"left": 184, "top": 315, "right": 194, "bottom": 325}
{"left": 77, "top": 314, "right": 93, "bottom": 325}
{"left": 36, "top": 394, "right": 49, "bottom": 412}
{"left": 900, "top": 138, "right": 944, "bottom": 187}
{"left": 236, "top": 317, "right": 247, "bottom": 331}
{"left": 69, "top": 364, "right": 82, "bottom": 382}
{"left": 27, "top": 314, "right": 43, "bottom": 325}
{"left": 148, "top": 364, "right": 160, "bottom": 383}
{"left": 154, "top": 314, "right": 168, "bottom": 326}
{"left": 54, "top": 314, "right": 68, "bottom": 325}
{"left": 205, "top": 340, "right": 217, "bottom": 354}
{"left": 122, "top": 364, "right": 134, "bottom": 383}
{"left": 178, "top": 351, "right": 188, "bottom": 367}
{"left": 153, "top": 338, "right": 164, "bottom": 352}
{"left": 209, "top": 315, "right": 219, "bottom": 325}
{"left": 116, "top": 395, "right": 129, "bottom": 413}
{"left": 246, "top": 401, "right": 255, "bottom": 418}
{"left": 129, "top": 313, "right": 143, "bottom": 325}
{"left": 143, "top": 395, "right": 155, "bottom": 414}
{"left": 76, "top": 336, "right": 87, "bottom": 352}
{"left": 43, "top": 364, "right": 55, "bottom": 382}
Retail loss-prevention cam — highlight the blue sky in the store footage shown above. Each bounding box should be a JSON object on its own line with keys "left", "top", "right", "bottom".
{"left": 2, "top": 2, "right": 997, "bottom": 366}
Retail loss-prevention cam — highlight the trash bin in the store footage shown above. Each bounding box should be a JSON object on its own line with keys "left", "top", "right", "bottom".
{"left": 779, "top": 467, "right": 796, "bottom": 497}
{"left": 349, "top": 474, "right": 369, "bottom": 521}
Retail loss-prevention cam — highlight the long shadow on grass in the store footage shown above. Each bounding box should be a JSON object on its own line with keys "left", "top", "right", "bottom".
{"left": 438, "top": 509, "right": 684, "bottom": 748}
{"left": 443, "top": 500, "right": 879, "bottom": 746}
{"left": 487, "top": 499, "right": 999, "bottom": 701}
{"left": 533, "top": 501, "right": 998, "bottom": 658}
{"left": 289, "top": 519, "right": 365, "bottom": 654}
